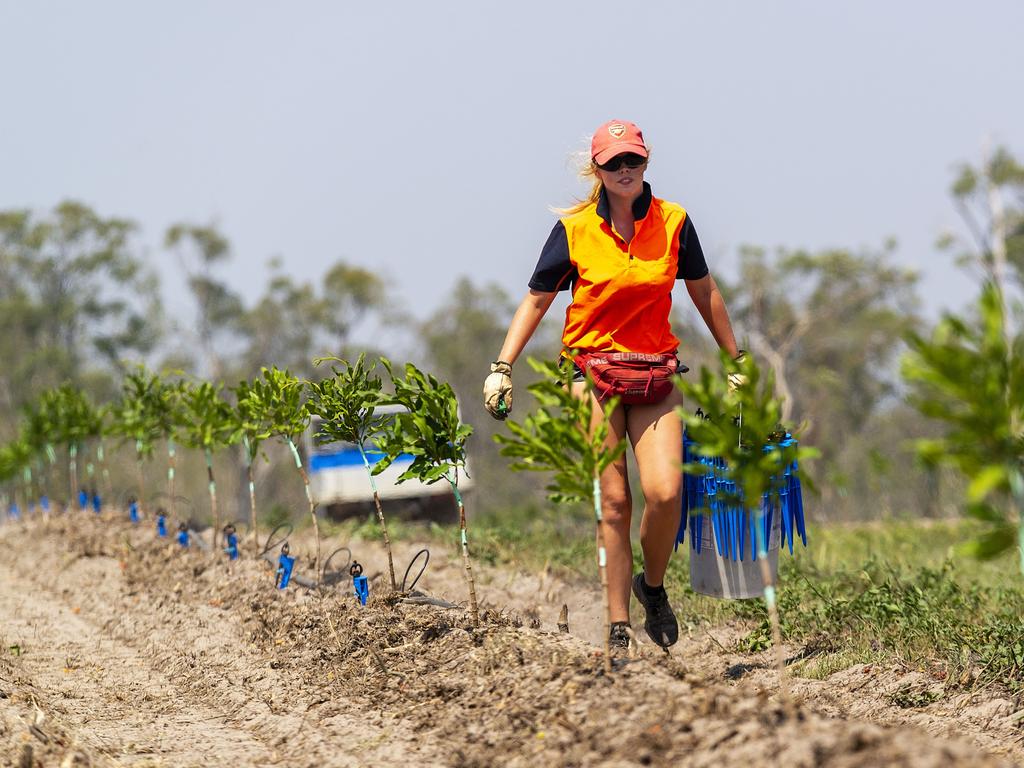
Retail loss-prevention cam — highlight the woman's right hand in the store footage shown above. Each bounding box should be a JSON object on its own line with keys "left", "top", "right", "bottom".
{"left": 485, "top": 289, "right": 556, "bottom": 420}
{"left": 483, "top": 361, "right": 513, "bottom": 420}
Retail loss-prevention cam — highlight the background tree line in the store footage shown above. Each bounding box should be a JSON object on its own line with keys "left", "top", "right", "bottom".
{"left": 1, "top": 146, "right": 1021, "bottom": 524}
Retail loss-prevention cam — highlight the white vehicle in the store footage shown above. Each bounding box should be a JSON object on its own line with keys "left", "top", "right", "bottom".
{"left": 305, "top": 405, "right": 472, "bottom": 521}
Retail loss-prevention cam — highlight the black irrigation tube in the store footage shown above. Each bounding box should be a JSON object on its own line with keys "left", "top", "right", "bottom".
{"left": 261, "top": 522, "right": 294, "bottom": 558}
{"left": 402, "top": 548, "right": 429, "bottom": 593}
{"left": 321, "top": 546, "right": 353, "bottom": 587}
{"left": 392, "top": 548, "right": 461, "bottom": 609}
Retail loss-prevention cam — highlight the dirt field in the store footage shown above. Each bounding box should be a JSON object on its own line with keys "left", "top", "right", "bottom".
{"left": 0, "top": 512, "right": 1020, "bottom": 767}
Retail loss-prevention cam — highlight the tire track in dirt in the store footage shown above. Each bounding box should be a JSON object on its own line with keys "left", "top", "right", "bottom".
{"left": 0, "top": 557, "right": 278, "bottom": 766}
{"left": 1, "top": 519, "right": 449, "bottom": 767}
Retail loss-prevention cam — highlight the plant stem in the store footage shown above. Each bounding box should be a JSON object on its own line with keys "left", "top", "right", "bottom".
{"left": 449, "top": 476, "right": 480, "bottom": 627}
{"left": 205, "top": 448, "right": 219, "bottom": 550}
{"left": 1010, "top": 476, "right": 1023, "bottom": 577}
{"left": 754, "top": 502, "right": 792, "bottom": 712}
{"left": 69, "top": 443, "right": 78, "bottom": 504}
{"left": 84, "top": 442, "right": 94, "bottom": 489}
{"left": 593, "top": 475, "right": 612, "bottom": 674}
{"left": 247, "top": 456, "right": 258, "bottom": 557}
{"left": 22, "top": 467, "right": 33, "bottom": 511}
{"left": 288, "top": 438, "right": 320, "bottom": 587}
{"left": 167, "top": 437, "right": 176, "bottom": 519}
{"left": 33, "top": 460, "right": 47, "bottom": 512}
{"left": 98, "top": 439, "right": 113, "bottom": 499}
{"left": 135, "top": 448, "right": 147, "bottom": 518}
{"left": 1017, "top": 500, "right": 1023, "bottom": 578}
{"left": 359, "top": 445, "right": 396, "bottom": 591}
{"left": 45, "top": 444, "right": 57, "bottom": 502}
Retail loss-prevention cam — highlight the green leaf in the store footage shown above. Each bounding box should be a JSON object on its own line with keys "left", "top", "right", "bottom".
{"left": 494, "top": 356, "right": 623, "bottom": 509}
{"left": 902, "top": 281, "right": 1024, "bottom": 571}
{"left": 964, "top": 502, "right": 1006, "bottom": 524}
{"left": 966, "top": 465, "right": 1008, "bottom": 503}
{"left": 375, "top": 360, "right": 471, "bottom": 488}
{"left": 958, "top": 525, "right": 1017, "bottom": 560}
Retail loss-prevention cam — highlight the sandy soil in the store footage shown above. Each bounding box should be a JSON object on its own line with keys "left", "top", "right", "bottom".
{"left": 0, "top": 512, "right": 1020, "bottom": 767}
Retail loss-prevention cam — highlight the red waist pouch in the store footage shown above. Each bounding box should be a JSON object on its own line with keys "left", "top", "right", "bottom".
{"left": 573, "top": 351, "right": 680, "bottom": 405}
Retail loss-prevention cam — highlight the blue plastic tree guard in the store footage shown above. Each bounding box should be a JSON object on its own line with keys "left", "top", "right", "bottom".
{"left": 676, "top": 431, "right": 807, "bottom": 561}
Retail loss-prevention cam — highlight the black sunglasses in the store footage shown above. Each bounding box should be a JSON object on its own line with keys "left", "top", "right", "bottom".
{"left": 596, "top": 153, "right": 647, "bottom": 172}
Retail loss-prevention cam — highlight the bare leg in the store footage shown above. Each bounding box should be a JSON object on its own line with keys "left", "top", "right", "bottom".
{"left": 626, "top": 389, "right": 684, "bottom": 587}
{"left": 574, "top": 383, "right": 632, "bottom": 623}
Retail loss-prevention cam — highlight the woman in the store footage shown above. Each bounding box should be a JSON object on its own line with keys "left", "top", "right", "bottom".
{"left": 483, "top": 119, "right": 743, "bottom": 650}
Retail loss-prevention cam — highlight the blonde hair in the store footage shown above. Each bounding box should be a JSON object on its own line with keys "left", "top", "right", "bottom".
{"left": 550, "top": 143, "right": 650, "bottom": 216}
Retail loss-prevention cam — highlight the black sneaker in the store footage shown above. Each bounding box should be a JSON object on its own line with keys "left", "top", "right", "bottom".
{"left": 609, "top": 621, "right": 631, "bottom": 650}
{"left": 631, "top": 573, "right": 678, "bottom": 648}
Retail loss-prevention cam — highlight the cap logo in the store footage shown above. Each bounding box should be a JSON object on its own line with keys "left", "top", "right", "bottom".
{"left": 608, "top": 123, "right": 626, "bottom": 138}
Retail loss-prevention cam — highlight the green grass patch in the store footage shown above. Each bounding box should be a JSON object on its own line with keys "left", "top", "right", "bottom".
{"left": 664, "top": 520, "right": 1024, "bottom": 693}
{"left": 735, "top": 555, "right": 1024, "bottom": 691}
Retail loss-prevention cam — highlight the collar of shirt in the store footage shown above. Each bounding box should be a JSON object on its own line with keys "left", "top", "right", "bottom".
{"left": 595, "top": 181, "right": 653, "bottom": 225}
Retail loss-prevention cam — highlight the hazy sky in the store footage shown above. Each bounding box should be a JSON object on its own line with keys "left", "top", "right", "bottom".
{"left": 3, "top": 1, "right": 1022, "bottom": 333}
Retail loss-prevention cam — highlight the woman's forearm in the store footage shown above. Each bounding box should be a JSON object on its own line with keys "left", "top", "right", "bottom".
{"left": 498, "top": 289, "right": 557, "bottom": 364}
{"left": 686, "top": 275, "right": 740, "bottom": 358}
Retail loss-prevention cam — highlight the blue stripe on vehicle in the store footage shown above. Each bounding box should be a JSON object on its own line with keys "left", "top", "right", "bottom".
{"left": 309, "top": 451, "right": 414, "bottom": 472}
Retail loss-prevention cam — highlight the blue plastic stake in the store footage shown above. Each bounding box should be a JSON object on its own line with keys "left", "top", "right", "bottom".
{"left": 78, "top": 489, "right": 88, "bottom": 510}
{"left": 91, "top": 491, "right": 101, "bottom": 515}
{"left": 350, "top": 561, "right": 368, "bottom": 605}
{"left": 276, "top": 543, "right": 295, "bottom": 589}
{"left": 157, "top": 514, "right": 167, "bottom": 538}
{"left": 40, "top": 495, "right": 49, "bottom": 514}
{"left": 177, "top": 524, "right": 189, "bottom": 548}
{"left": 223, "top": 526, "right": 239, "bottom": 560}
{"left": 129, "top": 499, "right": 140, "bottom": 524}
{"left": 354, "top": 575, "right": 369, "bottom": 605}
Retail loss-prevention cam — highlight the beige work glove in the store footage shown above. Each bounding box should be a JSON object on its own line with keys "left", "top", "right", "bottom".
{"left": 483, "top": 360, "right": 513, "bottom": 420}
{"left": 727, "top": 350, "right": 749, "bottom": 392}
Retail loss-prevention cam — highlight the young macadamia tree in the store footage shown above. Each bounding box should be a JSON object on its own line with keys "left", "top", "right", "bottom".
{"left": 308, "top": 354, "right": 397, "bottom": 590}
{"left": 494, "top": 357, "right": 625, "bottom": 671}
{"left": 376, "top": 361, "right": 477, "bottom": 621}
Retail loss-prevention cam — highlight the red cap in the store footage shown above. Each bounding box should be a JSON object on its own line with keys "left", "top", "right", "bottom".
{"left": 591, "top": 120, "right": 648, "bottom": 164}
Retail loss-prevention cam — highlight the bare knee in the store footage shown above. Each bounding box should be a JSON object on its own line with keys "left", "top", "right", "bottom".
{"left": 643, "top": 483, "right": 681, "bottom": 513}
{"left": 601, "top": 492, "right": 632, "bottom": 529}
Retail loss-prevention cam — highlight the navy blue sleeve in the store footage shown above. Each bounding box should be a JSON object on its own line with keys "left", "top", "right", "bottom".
{"left": 677, "top": 215, "right": 709, "bottom": 280}
{"left": 529, "top": 221, "right": 576, "bottom": 292}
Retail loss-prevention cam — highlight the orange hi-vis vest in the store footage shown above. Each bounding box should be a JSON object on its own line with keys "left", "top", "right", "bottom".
{"left": 530, "top": 183, "right": 707, "bottom": 355}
